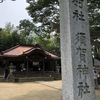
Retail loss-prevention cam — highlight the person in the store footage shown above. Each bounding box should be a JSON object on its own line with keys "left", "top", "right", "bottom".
{"left": 93, "top": 68, "right": 98, "bottom": 89}
{"left": 4, "top": 67, "right": 9, "bottom": 79}
{"left": 20, "top": 63, "right": 26, "bottom": 72}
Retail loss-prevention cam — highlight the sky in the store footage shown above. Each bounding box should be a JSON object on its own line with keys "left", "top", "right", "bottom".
{"left": 0, "top": 0, "right": 31, "bottom": 28}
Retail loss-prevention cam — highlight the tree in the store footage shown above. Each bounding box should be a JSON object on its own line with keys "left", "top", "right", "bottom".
{"left": 87, "top": 0, "right": 100, "bottom": 30}
{"left": 4, "top": 22, "right": 15, "bottom": 33}
{"left": 0, "top": 22, "right": 35, "bottom": 51}
{"left": 26, "top": 0, "right": 59, "bottom": 34}
{"left": 0, "top": 28, "right": 2, "bottom": 31}
{"left": 0, "top": 29, "right": 13, "bottom": 51}
{"left": 35, "top": 33, "right": 60, "bottom": 54}
{"left": 18, "top": 19, "right": 39, "bottom": 44}
{"left": 18, "top": 19, "right": 35, "bottom": 36}
{"left": 11, "top": 30, "right": 22, "bottom": 45}
{"left": 26, "top": 0, "right": 100, "bottom": 33}
{"left": 1, "top": 0, "right": 100, "bottom": 56}
{"left": 26, "top": 0, "right": 100, "bottom": 57}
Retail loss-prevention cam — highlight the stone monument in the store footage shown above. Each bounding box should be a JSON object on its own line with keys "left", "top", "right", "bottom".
{"left": 60, "top": 0, "right": 96, "bottom": 100}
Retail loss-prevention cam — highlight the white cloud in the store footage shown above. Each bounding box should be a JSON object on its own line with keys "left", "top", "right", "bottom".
{"left": 0, "top": 0, "right": 31, "bottom": 28}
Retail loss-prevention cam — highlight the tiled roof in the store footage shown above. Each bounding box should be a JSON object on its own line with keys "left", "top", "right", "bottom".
{"left": 3, "top": 46, "right": 32, "bottom": 56}
{"left": 0, "top": 44, "right": 60, "bottom": 60}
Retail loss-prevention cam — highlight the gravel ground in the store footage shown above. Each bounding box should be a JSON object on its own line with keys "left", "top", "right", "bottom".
{"left": 0, "top": 81, "right": 61, "bottom": 100}
{"left": 0, "top": 81, "right": 99, "bottom": 100}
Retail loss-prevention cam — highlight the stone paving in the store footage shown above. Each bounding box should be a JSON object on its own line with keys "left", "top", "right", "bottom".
{"left": 0, "top": 81, "right": 99, "bottom": 100}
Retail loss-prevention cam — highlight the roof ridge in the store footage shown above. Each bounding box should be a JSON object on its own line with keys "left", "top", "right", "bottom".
{"left": 2, "top": 44, "right": 20, "bottom": 53}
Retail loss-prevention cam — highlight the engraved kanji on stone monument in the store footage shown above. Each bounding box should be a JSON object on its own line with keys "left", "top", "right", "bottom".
{"left": 73, "top": 10, "right": 85, "bottom": 21}
{"left": 77, "top": 64, "right": 88, "bottom": 79}
{"left": 60, "top": 0, "right": 96, "bottom": 100}
{"left": 72, "top": 0, "right": 84, "bottom": 8}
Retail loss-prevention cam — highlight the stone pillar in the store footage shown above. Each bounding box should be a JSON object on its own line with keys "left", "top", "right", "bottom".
{"left": 60, "top": 0, "right": 96, "bottom": 100}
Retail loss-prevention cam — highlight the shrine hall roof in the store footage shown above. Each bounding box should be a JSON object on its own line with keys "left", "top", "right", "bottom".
{"left": 0, "top": 44, "right": 60, "bottom": 60}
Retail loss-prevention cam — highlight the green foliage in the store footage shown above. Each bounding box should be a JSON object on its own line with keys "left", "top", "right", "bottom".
{"left": 0, "top": 22, "right": 35, "bottom": 51}
{"left": 18, "top": 19, "right": 35, "bottom": 36}
{"left": 11, "top": 30, "right": 21, "bottom": 45}
{"left": 26, "top": 0, "right": 100, "bottom": 32}
{"left": 0, "top": 28, "right": 2, "bottom": 31}
{"left": 2, "top": 0, "right": 100, "bottom": 56}
{"left": 26, "top": 0, "right": 59, "bottom": 33}
{"left": 0, "top": 30, "right": 13, "bottom": 50}
{"left": 26, "top": 0, "right": 100, "bottom": 56}
{"left": 35, "top": 33, "right": 60, "bottom": 54}
{"left": 4, "top": 22, "right": 15, "bottom": 33}
{"left": 88, "top": 0, "right": 100, "bottom": 30}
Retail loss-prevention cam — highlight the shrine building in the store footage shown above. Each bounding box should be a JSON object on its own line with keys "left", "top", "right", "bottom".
{"left": 0, "top": 44, "right": 61, "bottom": 80}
